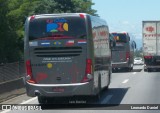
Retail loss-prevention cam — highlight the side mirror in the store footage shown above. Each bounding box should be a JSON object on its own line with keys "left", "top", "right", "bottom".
{"left": 110, "top": 40, "right": 116, "bottom": 48}
{"left": 109, "top": 33, "right": 116, "bottom": 49}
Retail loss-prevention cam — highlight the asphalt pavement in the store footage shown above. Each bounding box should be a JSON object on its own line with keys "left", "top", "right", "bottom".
{"left": 1, "top": 65, "right": 160, "bottom": 113}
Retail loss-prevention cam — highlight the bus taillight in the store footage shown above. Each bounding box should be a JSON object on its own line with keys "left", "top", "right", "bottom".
{"left": 86, "top": 59, "right": 92, "bottom": 74}
{"left": 26, "top": 60, "right": 36, "bottom": 84}
{"left": 126, "top": 52, "right": 130, "bottom": 60}
{"left": 81, "top": 59, "right": 93, "bottom": 83}
{"left": 30, "top": 15, "right": 35, "bottom": 21}
{"left": 79, "top": 14, "right": 85, "bottom": 19}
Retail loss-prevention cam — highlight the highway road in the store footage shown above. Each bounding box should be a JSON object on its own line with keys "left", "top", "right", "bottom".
{"left": 1, "top": 65, "right": 160, "bottom": 113}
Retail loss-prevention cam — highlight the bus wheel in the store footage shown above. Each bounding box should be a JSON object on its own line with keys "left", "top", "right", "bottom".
{"left": 105, "top": 71, "right": 111, "bottom": 90}
{"left": 147, "top": 68, "right": 151, "bottom": 72}
{"left": 125, "top": 67, "right": 130, "bottom": 72}
{"left": 38, "top": 96, "right": 48, "bottom": 104}
{"left": 144, "top": 68, "right": 147, "bottom": 72}
{"left": 95, "top": 75, "right": 101, "bottom": 100}
{"left": 94, "top": 92, "right": 101, "bottom": 101}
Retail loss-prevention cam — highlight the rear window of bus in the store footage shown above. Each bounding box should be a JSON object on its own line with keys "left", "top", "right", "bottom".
{"left": 29, "top": 16, "right": 86, "bottom": 41}
{"left": 112, "top": 33, "right": 127, "bottom": 43}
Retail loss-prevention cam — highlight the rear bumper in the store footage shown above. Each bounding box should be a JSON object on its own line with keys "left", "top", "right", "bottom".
{"left": 144, "top": 57, "right": 160, "bottom": 69}
{"left": 112, "top": 61, "right": 129, "bottom": 68}
{"left": 144, "top": 64, "right": 160, "bottom": 69}
{"left": 134, "top": 62, "right": 144, "bottom": 65}
{"left": 25, "top": 81, "right": 94, "bottom": 97}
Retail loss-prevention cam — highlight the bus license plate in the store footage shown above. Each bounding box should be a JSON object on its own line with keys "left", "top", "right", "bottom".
{"left": 53, "top": 87, "right": 65, "bottom": 92}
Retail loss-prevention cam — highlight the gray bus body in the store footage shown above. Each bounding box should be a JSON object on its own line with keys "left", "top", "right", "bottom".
{"left": 24, "top": 13, "right": 111, "bottom": 103}
{"left": 111, "top": 32, "right": 136, "bottom": 71}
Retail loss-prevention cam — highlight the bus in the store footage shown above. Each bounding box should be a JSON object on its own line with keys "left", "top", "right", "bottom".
{"left": 111, "top": 32, "right": 136, "bottom": 71}
{"left": 24, "top": 13, "right": 112, "bottom": 104}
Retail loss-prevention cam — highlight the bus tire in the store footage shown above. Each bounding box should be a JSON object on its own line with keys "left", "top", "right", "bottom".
{"left": 147, "top": 68, "right": 151, "bottom": 72}
{"left": 38, "top": 96, "right": 47, "bottom": 104}
{"left": 95, "top": 75, "right": 101, "bottom": 101}
{"left": 144, "top": 68, "right": 147, "bottom": 72}
{"left": 105, "top": 70, "right": 111, "bottom": 90}
{"left": 125, "top": 67, "right": 131, "bottom": 72}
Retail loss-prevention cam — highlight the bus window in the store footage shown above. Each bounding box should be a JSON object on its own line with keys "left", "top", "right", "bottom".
{"left": 112, "top": 33, "right": 127, "bottom": 43}
{"left": 29, "top": 17, "right": 86, "bottom": 41}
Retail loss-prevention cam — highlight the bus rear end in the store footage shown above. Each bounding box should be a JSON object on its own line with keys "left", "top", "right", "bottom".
{"left": 111, "top": 33, "right": 131, "bottom": 71}
{"left": 24, "top": 14, "right": 94, "bottom": 99}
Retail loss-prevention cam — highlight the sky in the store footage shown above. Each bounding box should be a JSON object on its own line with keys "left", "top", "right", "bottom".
{"left": 92, "top": 0, "right": 160, "bottom": 48}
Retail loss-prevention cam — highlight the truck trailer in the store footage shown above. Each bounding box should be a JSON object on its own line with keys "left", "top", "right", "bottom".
{"left": 142, "top": 21, "right": 160, "bottom": 71}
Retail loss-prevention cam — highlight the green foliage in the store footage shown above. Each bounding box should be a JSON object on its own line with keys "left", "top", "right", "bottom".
{"left": 134, "top": 47, "right": 143, "bottom": 58}
{"left": 0, "top": 0, "right": 20, "bottom": 63}
{"left": 71, "top": 0, "right": 98, "bottom": 16}
{"left": 0, "top": 0, "right": 97, "bottom": 63}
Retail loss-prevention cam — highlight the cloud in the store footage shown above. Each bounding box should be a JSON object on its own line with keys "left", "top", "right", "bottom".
{"left": 109, "top": 21, "right": 142, "bottom": 39}
{"left": 108, "top": 21, "right": 142, "bottom": 48}
{"left": 121, "top": 21, "right": 129, "bottom": 25}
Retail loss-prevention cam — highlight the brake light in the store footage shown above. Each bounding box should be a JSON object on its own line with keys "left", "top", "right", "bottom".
{"left": 126, "top": 52, "right": 130, "bottom": 59}
{"left": 144, "top": 56, "right": 152, "bottom": 59}
{"left": 86, "top": 59, "right": 92, "bottom": 74}
{"left": 30, "top": 15, "right": 35, "bottom": 21}
{"left": 81, "top": 59, "right": 93, "bottom": 83}
{"left": 122, "top": 32, "right": 127, "bottom": 34}
{"left": 25, "top": 60, "right": 36, "bottom": 84}
{"left": 79, "top": 14, "right": 85, "bottom": 19}
{"left": 26, "top": 60, "right": 32, "bottom": 75}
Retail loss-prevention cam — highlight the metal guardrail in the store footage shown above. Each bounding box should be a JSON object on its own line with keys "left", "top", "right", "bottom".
{"left": 0, "top": 62, "right": 25, "bottom": 83}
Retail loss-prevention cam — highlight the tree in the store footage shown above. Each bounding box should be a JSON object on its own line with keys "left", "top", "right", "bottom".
{"left": 0, "top": 0, "right": 98, "bottom": 63}
{"left": 134, "top": 47, "right": 143, "bottom": 58}
{"left": 32, "top": 0, "right": 98, "bottom": 15}
{"left": 71, "top": 0, "right": 98, "bottom": 16}
{"left": 0, "top": 0, "right": 20, "bottom": 63}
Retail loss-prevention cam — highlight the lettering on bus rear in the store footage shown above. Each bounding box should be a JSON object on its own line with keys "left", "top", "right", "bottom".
{"left": 42, "top": 57, "right": 73, "bottom": 63}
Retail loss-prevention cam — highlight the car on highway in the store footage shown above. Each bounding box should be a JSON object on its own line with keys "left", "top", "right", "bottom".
{"left": 134, "top": 57, "right": 144, "bottom": 65}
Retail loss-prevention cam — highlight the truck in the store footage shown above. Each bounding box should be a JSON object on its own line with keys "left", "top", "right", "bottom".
{"left": 142, "top": 21, "right": 160, "bottom": 72}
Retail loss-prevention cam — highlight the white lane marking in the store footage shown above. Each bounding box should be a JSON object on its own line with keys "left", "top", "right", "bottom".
{"left": 0, "top": 97, "right": 37, "bottom": 113}
{"left": 20, "top": 97, "right": 37, "bottom": 104}
{"left": 132, "top": 72, "right": 137, "bottom": 74}
{"left": 0, "top": 94, "right": 25, "bottom": 104}
{"left": 0, "top": 109, "right": 11, "bottom": 113}
{"left": 101, "top": 95, "right": 113, "bottom": 104}
{"left": 122, "top": 79, "right": 129, "bottom": 84}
